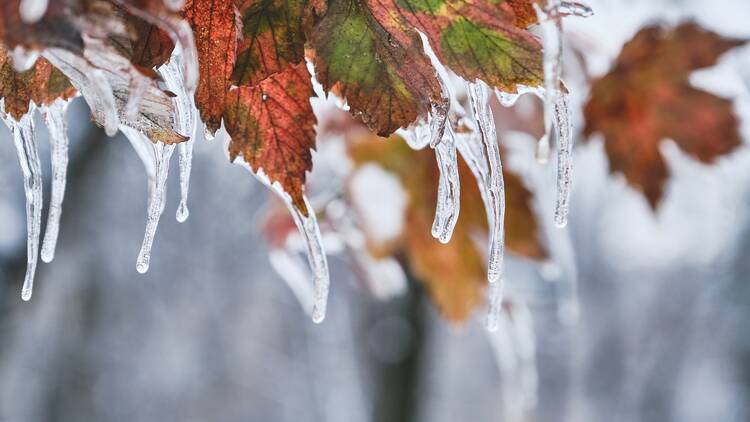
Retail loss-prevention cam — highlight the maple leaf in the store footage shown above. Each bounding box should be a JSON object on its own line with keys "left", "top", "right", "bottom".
{"left": 348, "top": 133, "right": 546, "bottom": 321}
{"left": 583, "top": 22, "right": 747, "bottom": 209}
{"left": 0, "top": 48, "right": 76, "bottom": 121}
{"left": 389, "top": 0, "right": 543, "bottom": 92}
{"left": 183, "top": 0, "right": 239, "bottom": 134}
{"left": 307, "top": 0, "right": 445, "bottom": 136}
{"left": 224, "top": 62, "right": 316, "bottom": 213}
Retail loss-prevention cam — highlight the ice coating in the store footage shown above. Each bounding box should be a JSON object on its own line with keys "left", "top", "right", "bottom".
{"left": 431, "top": 124, "right": 460, "bottom": 244}
{"left": 19, "top": 0, "right": 48, "bottom": 24}
{"left": 553, "top": 93, "right": 573, "bottom": 227}
{"left": 121, "top": 126, "right": 175, "bottom": 274}
{"left": 124, "top": 71, "right": 150, "bottom": 122}
{"left": 40, "top": 100, "right": 71, "bottom": 263}
{"left": 158, "top": 51, "right": 197, "bottom": 222}
{"left": 112, "top": 1, "right": 199, "bottom": 92}
{"left": 43, "top": 49, "right": 120, "bottom": 137}
{"left": 1, "top": 106, "right": 42, "bottom": 301}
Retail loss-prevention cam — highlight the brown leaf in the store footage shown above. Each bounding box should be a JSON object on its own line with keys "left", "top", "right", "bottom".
{"left": 0, "top": 48, "right": 76, "bottom": 121}
{"left": 224, "top": 62, "right": 316, "bottom": 213}
{"left": 583, "top": 22, "right": 747, "bottom": 208}
{"left": 348, "top": 131, "right": 546, "bottom": 321}
{"left": 183, "top": 0, "right": 239, "bottom": 134}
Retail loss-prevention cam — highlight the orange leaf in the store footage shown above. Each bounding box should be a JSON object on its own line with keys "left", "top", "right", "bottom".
{"left": 584, "top": 22, "right": 747, "bottom": 208}
{"left": 183, "top": 0, "right": 239, "bottom": 134}
{"left": 224, "top": 62, "right": 316, "bottom": 213}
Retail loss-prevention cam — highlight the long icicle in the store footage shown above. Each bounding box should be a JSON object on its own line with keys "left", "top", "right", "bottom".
{"left": 2, "top": 106, "right": 42, "bottom": 301}
{"left": 466, "top": 80, "right": 506, "bottom": 331}
{"left": 40, "top": 100, "right": 71, "bottom": 263}
{"left": 289, "top": 197, "right": 329, "bottom": 323}
{"left": 159, "top": 50, "right": 197, "bottom": 222}
{"left": 431, "top": 124, "right": 460, "bottom": 243}
{"left": 121, "top": 126, "right": 175, "bottom": 273}
{"left": 553, "top": 94, "right": 573, "bottom": 227}
{"left": 245, "top": 168, "right": 330, "bottom": 323}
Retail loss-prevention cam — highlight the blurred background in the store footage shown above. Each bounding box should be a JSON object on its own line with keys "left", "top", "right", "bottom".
{"left": 1, "top": 0, "right": 750, "bottom": 421}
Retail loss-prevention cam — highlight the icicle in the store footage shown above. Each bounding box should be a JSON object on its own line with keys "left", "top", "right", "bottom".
{"left": 121, "top": 126, "right": 175, "bottom": 274}
{"left": 158, "top": 51, "right": 197, "bottom": 222}
{"left": 1, "top": 106, "right": 42, "bottom": 301}
{"left": 19, "top": 0, "right": 48, "bottom": 23}
{"left": 559, "top": 1, "right": 593, "bottom": 17}
{"left": 286, "top": 196, "right": 329, "bottom": 323}
{"left": 243, "top": 167, "right": 330, "bottom": 323}
{"left": 553, "top": 94, "right": 573, "bottom": 228}
{"left": 533, "top": 1, "right": 563, "bottom": 164}
{"left": 431, "top": 124, "right": 460, "bottom": 243}
{"left": 40, "top": 100, "right": 70, "bottom": 263}
{"left": 486, "top": 280, "right": 503, "bottom": 332}
{"left": 467, "top": 81, "right": 505, "bottom": 285}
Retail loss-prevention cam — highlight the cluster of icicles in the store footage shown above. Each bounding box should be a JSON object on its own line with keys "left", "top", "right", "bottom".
{"left": 3, "top": 0, "right": 589, "bottom": 328}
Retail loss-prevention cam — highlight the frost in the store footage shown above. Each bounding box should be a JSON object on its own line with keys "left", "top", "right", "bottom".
{"left": 19, "top": 0, "right": 48, "bottom": 24}
{"left": 159, "top": 50, "right": 198, "bottom": 222}
{"left": 40, "top": 100, "right": 71, "bottom": 263}
{"left": 121, "top": 126, "right": 175, "bottom": 274}
{"left": 1, "top": 105, "right": 42, "bottom": 301}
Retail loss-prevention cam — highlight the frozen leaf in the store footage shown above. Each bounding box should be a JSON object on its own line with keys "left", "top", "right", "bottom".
{"left": 308, "top": 0, "right": 445, "bottom": 136}
{"left": 584, "top": 22, "right": 746, "bottom": 209}
{"left": 390, "top": 0, "right": 543, "bottom": 92}
{"left": 126, "top": 14, "right": 176, "bottom": 71}
{"left": 0, "top": 48, "right": 76, "bottom": 121}
{"left": 349, "top": 133, "right": 546, "bottom": 321}
{"left": 183, "top": 0, "right": 239, "bottom": 134}
{"left": 224, "top": 62, "right": 316, "bottom": 213}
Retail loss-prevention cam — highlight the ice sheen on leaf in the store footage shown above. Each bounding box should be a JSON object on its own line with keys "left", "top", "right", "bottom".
{"left": 224, "top": 62, "right": 316, "bottom": 213}
{"left": 308, "top": 0, "right": 445, "bottom": 136}
{"left": 183, "top": 0, "right": 238, "bottom": 134}
{"left": 584, "top": 22, "right": 747, "bottom": 209}
{"left": 349, "top": 133, "right": 546, "bottom": 321}
{"left": 390, "top": 0, "right": 543, "bottom": 92}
